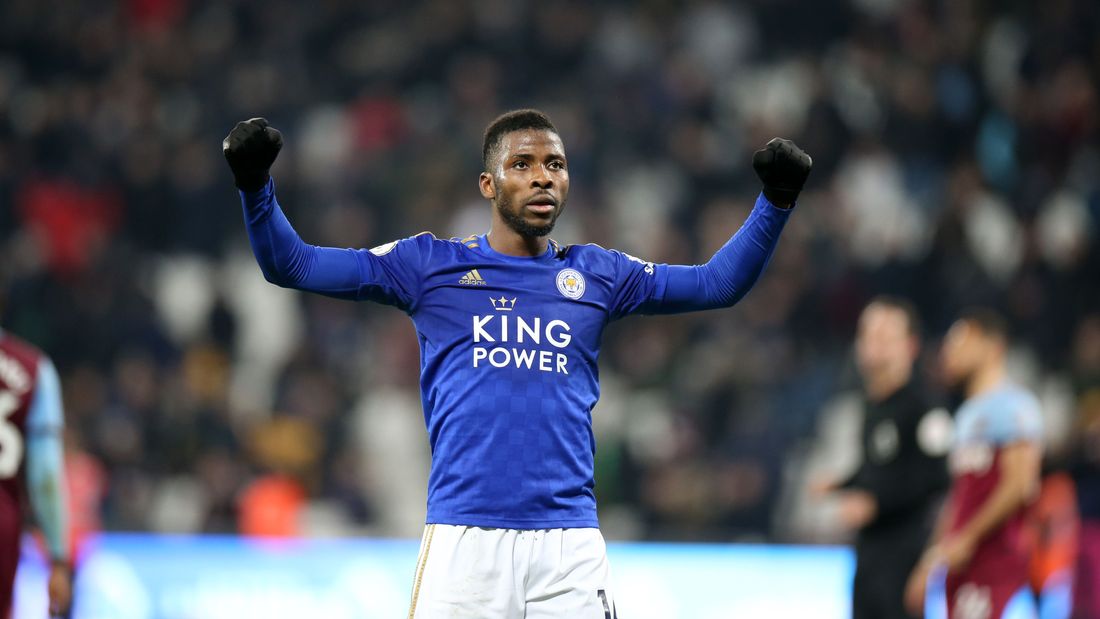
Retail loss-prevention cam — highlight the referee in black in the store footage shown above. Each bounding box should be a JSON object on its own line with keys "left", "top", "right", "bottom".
{"left": 817, "top": 297, "right": 952, "bottom": 619}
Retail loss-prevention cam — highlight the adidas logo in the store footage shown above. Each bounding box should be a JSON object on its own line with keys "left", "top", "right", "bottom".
{"left": 458, "top": 270, "right": 487, "bottom": 286}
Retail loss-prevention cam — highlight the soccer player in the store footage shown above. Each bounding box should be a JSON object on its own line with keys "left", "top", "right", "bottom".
{"left": 905, "top": 310, "right": 1042, "bottom": 619}
{"left": 223, "top": 110, "right": 811, "bottom": 617}
{"left": 816, "top": 297, "right": 950, "bottom": 619}
{"left": 0, "top": 328, "right": 72, "bottom": 617}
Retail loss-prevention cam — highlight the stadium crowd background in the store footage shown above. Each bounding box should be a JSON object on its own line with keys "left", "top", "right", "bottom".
{"left": 0, "top": 0, "right": 1097, "bottom": 550}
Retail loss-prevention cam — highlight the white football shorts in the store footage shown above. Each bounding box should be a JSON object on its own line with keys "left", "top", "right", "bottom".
{"left": 407, "top": 524, "right": 619, "bottom": 618}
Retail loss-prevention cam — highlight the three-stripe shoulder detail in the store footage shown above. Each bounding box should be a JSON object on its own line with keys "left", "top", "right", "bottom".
{"left": 448, "top": 234, "right": 480, "bottom": 249}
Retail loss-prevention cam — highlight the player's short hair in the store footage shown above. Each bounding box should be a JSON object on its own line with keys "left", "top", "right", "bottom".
{"left": 482, "top": 109, "right": 558, "bottom": 171}
{"left": 958, "top": 307, "right": 1009, "bottom": 342}
{"left": 867, "top": 295, "right": 921, "bottom": 338}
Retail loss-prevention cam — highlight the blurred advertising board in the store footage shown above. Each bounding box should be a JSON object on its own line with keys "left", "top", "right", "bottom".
{"left": 15, "top": 534, "right": 852, "bottom": 618}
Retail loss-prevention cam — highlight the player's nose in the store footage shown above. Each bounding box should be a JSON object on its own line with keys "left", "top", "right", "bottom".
{"left": 531, "top": 166, "right": 553, "bottom": 189}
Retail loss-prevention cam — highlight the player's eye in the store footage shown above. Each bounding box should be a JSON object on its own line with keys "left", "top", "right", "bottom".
{"left": 513, "top": 160, "right": 528, "bottom": 169}
{"left": 549, "top": 161, "right": 565, "bottom": 171}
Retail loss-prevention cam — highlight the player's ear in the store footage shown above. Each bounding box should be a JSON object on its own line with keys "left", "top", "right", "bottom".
{"left": 479, "top": 172, "right": 495, "bottom": 200}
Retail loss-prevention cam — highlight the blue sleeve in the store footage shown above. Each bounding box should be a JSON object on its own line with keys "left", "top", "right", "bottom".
{"left": 25, "top": 358, "right": 69, "bottom": 562}
{"left": 628, "top": 193, "right": 791, "bottom": 315}
{"left": 240, "top": 178, "right": 425, "bottom": 312}
{"left": 986, "top": 389, "right": 1043, "bottom": 445}
{"left": 605, "top": 249, "right": 667, "bottom": 320}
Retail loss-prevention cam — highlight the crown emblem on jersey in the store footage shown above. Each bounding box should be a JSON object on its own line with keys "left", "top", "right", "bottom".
{"left": 458, "top": 269, "right": 487, "bottom": 285}
{"left": 490, "top": 296, "right": 516, "bottom": 311}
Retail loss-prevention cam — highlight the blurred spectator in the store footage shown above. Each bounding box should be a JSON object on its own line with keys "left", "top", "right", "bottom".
{"left": 1073, "top": 393, "right": 1100, "bottom": 618}
{"left": 1027, "top": 472, "right": 1078, "bottom": 619}
{"left": 238, "top": 474, "right": 306, "bottom": 538}
{"left": 1068, "top": 316, "right": 1100, "bottom": 617}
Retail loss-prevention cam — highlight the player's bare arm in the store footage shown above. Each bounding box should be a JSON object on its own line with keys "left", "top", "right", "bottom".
{"left": 939, "top": 440, "right": 1040, "bottom": 569}
{"left": 905, "top": 440, "right": 1039, "bottom": 614}
{"left": 24, "top": 358, "right": 71, "bottom": 618}
{"left": 905, "top": 490, "right": 957, "bottom": 614}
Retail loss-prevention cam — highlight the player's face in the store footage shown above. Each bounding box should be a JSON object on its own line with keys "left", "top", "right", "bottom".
{"left": 940, "top": 320, "right": 984, "bottom": 386}
{"left": 856, "top": 304, "right": 916, "bottom": 380}
{"left": 481, "top": 129, "right": 569, "bottom": 237}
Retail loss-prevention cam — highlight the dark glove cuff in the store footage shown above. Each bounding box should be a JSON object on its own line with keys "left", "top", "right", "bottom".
{"left": 233, "top": 170, "right": 270, "bottom": 193}
{"left": 762, "top": 185, "right": 800, "bottom": 207}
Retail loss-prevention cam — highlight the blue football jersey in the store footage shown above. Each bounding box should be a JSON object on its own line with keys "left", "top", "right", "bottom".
{"left": 240, "top": 181, "right": 792, "bottom": 529}
{"left": 363, "top": 233, "right": 667, "bottom": 528}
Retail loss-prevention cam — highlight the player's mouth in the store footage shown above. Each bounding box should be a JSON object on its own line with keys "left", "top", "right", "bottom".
{"left": 526, "top": 195, "right": 558, "bottom": 215}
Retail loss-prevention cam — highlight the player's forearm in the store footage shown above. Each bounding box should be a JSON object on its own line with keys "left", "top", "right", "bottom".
{"left": 918, "top": 490, "right": 955, "bottom": 552}
{"left": 240, "top": 178, "right": 312, "bottom": 285}
{"left": 657, "top": 193, "right": 791, "bottom": 312}
{"left": 911, "top": 498, "right": 953, "bottom": 578}
{"left": 956, "top": 442, "right": 1040, "bottom": 544}
{"left": 240, "top": 179, "right": 365, "bottom": 299}
{"left": 26, "top": 431, "right": 69, "bottom": 562}
{"left": 955, "top": 472, "right": 1031, "bottom": 545}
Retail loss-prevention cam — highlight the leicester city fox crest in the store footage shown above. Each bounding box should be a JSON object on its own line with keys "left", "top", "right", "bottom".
{"left": 556, "top": 269, "right": 585, "bottom": 300}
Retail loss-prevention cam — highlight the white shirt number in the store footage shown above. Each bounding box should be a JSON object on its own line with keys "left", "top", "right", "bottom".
{"left": 0, "top": 390, "right": 25, "bottom": 479}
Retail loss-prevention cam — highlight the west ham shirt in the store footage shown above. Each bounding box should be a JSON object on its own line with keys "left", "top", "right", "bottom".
{"left": 948, "top": 382, "right": 1042, "bottom": 585}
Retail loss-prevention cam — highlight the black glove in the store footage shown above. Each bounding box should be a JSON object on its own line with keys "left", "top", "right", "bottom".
{"left": 752, "top": 138, "right": 812, "bottom": 207}
{"left": 223, "top": 117, "right": 283, "bottom": 192}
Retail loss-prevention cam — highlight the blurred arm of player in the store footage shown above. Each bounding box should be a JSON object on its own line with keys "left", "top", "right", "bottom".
{"left": 835, "top": 491, "right": 877, "bottom": 530}
{"left": 651, "top": 139, "right": 812, "bottom": 313}
{"left": 903, "top": 441, "right": 1040, "bottom": 614}
{"left": 939, "top": 441, "right": 1040, "bottom": 569}
{"left": 904, "top": 489, "right": 956, "bottom": 614}
{"left": 25, "top": 359, "right": 72, "bottom": 617}
{"left": 808, "top": 474, "right": 877, "bottom": 529}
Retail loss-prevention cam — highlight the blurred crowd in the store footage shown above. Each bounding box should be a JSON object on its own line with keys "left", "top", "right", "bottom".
{"left": 0, "top": 0, "right": 1098, "bottom": 545}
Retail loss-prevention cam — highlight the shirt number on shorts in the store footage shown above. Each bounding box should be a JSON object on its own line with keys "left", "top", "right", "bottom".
{"left": 0, "top": 390, "right": 24, "bottom": 479}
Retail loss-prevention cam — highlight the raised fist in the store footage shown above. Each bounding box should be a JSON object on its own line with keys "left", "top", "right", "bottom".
{"left": 223, "top": 117, "right": 283, "bottom": 192}
{"left": 752, "top": 138, "right": 812, "bottom": 207}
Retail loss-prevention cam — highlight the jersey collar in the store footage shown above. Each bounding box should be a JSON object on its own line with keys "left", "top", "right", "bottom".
{"left": 474, "top": 234, "right": 560, "bottom": 262}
